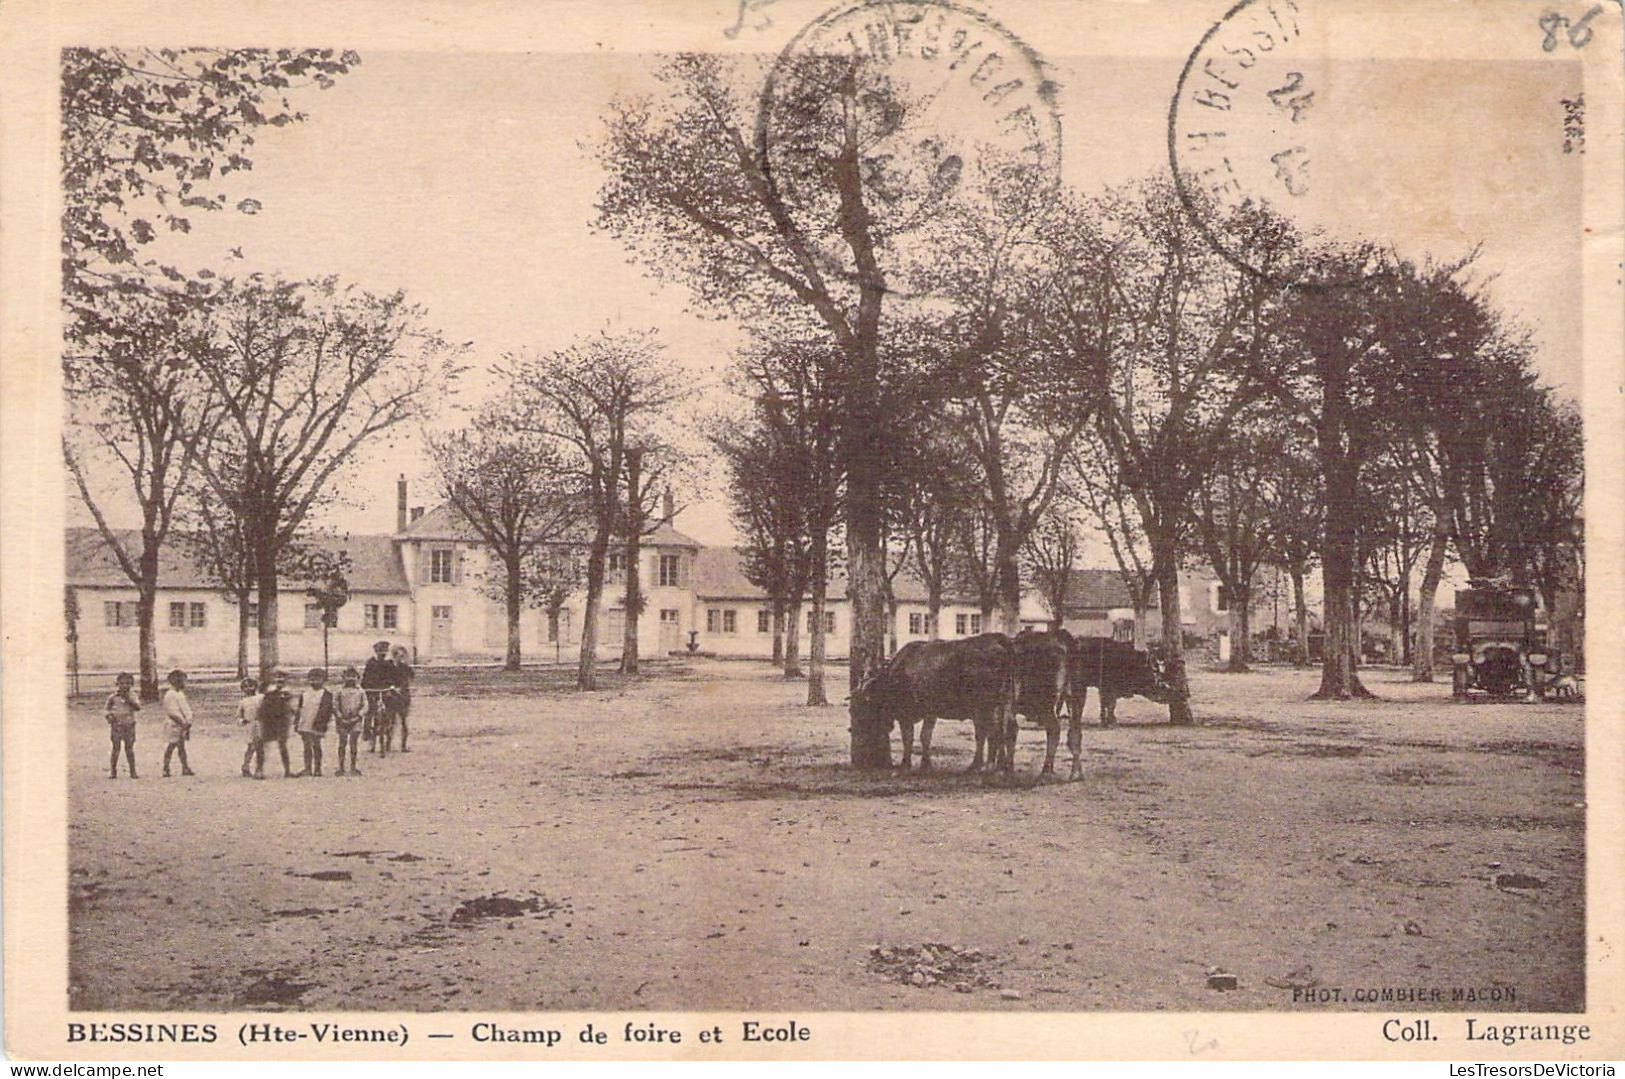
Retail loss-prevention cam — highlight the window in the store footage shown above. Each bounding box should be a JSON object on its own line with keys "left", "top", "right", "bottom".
{"left": 189, "top": 602, "right": 206, "bottom": 628}
{"left": 757, "top": 609, "right": 772, "bottom": 634}
{"left": 104, "top": 601, "right": 136, "bottom": 628}
{"left": 955, "top": 613, "right": 968, "bottom": 636}
{"left": 430, "top": 548, "right": 454, "bottom": 584}
{"left": 606, "top": 553, "right": 625, "bottom": 583}
{"left": 908, "top": 612, "right": 923, "bottom": 636}
{"left": 432, "top": 604, "right": 452, "bottom": 620}
{"left": 659, "top": 554, "right": 681, "bottom": 587}
{"left": 722, "top": 609, "right": 737, "bottom": 634}
{"left": 706, "top": 609, "right": 719, "bottom": 634}
{"left": 383, "top": 604, "right": 399, "bottom": 630}
{"left": 246, "top": 602, "right": 259, "bottom": 628}
{"left": 970, "top": 614, "right": 982, "bottom": 635}
{"left": 169, "top": 602, "right": 187, "bottom": 629}
{"left": 364, "top": 604, "right": 379, "bottom": 629}
{"left": 304, "top": 604, "right": 322, "bottom": 629}
{"left": 807, "top": 610, "right": 836, "bottom": 635}
{"left": 1215, "top": 584, "right": 1230, "bottom": 613}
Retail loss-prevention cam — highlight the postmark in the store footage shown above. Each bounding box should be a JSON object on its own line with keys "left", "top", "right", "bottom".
{"left": 755, "top": 0, "right": 1063, "bottom": 297}
{"left": 1168, "top": 0, "right": 1332, "bottom": 286}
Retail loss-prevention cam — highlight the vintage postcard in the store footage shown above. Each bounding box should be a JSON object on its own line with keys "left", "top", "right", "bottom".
{"left": 2, "top": 0, "right": 1622, "bottom": 1062}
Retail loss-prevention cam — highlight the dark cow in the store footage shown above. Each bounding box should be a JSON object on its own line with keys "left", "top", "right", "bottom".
{"left": 1008, "top": 628, "right": 1072, "bottom": 776}
{"left": 1063, "top": 636, "right": 1170, "bottom": 778}
{"left": 850, "top": 634, "right": 1018, "bottom": 773}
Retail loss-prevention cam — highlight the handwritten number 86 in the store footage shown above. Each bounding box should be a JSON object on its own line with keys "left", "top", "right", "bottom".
{"left": 1541, "top": 5, "right": 1604, "bottom": 50}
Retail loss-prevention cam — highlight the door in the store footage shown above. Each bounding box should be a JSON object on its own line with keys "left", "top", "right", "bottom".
{"left": 431, "top": 604, "right": 454, "bottom": 657}
{"left": 659, "top": 609, "right": 681, "bottom": 653}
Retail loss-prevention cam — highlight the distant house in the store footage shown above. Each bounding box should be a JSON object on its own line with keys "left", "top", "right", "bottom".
{"left": 395, "top": 498, "right": 702, "bottom": 663}
{"left": 688, "top": 547, "right": 994, "bottom": 659}
{"left": 65, "top": 479, "right": 1309, "bottom": 672}
{"left": 66, "top": 526, "right": 413, "bottom": 673}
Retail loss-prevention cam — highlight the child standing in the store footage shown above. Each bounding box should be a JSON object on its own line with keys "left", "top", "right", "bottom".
{"left": 390, "top": 645, "right": 415, "bottom": 753}
{"left": 332, "top": 667, "right": 366, "bottom": 776}
{"left": 361, "top": 640, "right": 395, "bottom": 751}
{"left": 160, "top": 669, "right": 195, "bottom": 777}
{"left": 104, "top": 672, "right": 140, "bottom": 779}
{"left": 238, "top": 677, "right": 264, "bottom": 779}
{"left": 257, "top": 671, "right": 296, "bottom": 778}
{"left": 295, "top": 668, "right": 334, "bottom": 777}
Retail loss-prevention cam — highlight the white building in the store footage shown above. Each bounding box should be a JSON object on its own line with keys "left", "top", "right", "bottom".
{"left": 66, "top": 483, "right": 1254, "bottom": 673}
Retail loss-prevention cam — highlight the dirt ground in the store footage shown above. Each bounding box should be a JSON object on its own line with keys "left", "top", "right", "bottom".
{"left": 67, "top": 660, "right": 1584, "bottom": 1013}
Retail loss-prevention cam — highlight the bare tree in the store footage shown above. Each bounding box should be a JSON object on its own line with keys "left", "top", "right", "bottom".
{"left": 1258, "top": 435, "right": 1322, "bottom": 669}
{"left": 64, "top": 291, "right": 217, "bottom": 699}
{"left": 1023, "top": 507, "right": 1082, "bottom": 631}
{"left": 426, "top": 401, "right": 581, "bottom": 671}
{"left": 1049, "top": 178, "right": 1292, "bottom": 723}
{"left": 596, "top": 53, "right": 981, "bottom": 766}
{"left": 185, "top": 276, "right": 463, "bottom": 682}
{"left": 709, "top": 404, "right": 813, "bottom": 677}
{"left": 182, "top": 471, "right": 350, "bottom": 679}
{"left": 894, "top": 424, "right": 977, "bottom": 642}
{"left": 738, "top": 333, "right": 841, "bottom": 706}
{"left": 1066, "top": 433, "right": 1157, "bottom": 650}
{"left": 504, "top": 330, "right": 686, "bottom": 690}
{"left": 1193, "top": 419, "right": 1286, "bottom": 672}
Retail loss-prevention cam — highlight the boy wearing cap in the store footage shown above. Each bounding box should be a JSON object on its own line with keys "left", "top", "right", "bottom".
{"left": 361, "top": 640, "right": 396, "bottom": 751}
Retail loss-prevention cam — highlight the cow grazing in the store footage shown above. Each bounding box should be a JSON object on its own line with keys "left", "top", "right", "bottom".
{"left": 850, "top": 634, "right": 1018, "bottom": 773}
{"left": 1063, "top": 636, "right": 1171, "bottom": 778}
{"left": 1010, "top": 628, "right": 1073, "bottom": 776}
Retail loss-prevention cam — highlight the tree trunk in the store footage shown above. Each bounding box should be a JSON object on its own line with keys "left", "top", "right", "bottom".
{"left": 808, "top": 530, "right": 829, "bottom": 707}
{"left": 997, "top": 545, "right": 1022, "bottom": 636}
{"left": 1313, "top": 512, "right": 1372, "bottom": 698}
{"left": 1291, "top": 566, "right": 1309, "bottom": 668}
{"left": 621, "top": 535, "right": 642, "bottom": 675}
{"left": 784, "top": 598, "right": 803, "bottom": 678}
{"left": 135, "top": 536, "right": 161, "bottom": 701}
{"left": 1155, "top": 554, "right": 1194, "bottom": 725}
{"left": 1132, "top": 598, "right": 1149, "bottom": 651}
{"left": 1413, "top": 521, "right": 1448, "bottom": 681}
{"left": 578, "top": 532, "right": 608, "bottom": 690}
{"left": 927, "top": 585, "right": 942, "bottom": 642}
{"left": 253, "top": 541, "right": 281, "bottom": 686}
{"left": 846, "top": 529, "right": 889, "bottom": 766}
{"left": 1226, "top": 586, "right": 1250, "bottom": 673}
{"left": 505, "top": 555, "right": 523, "bottom": 672}
{"left": 771, "top": 600, "right": 784, "bottom": 665}
{"left": 136, "top": 587, "right": 159, "bottom": 703}
{"left": 885, "top": 592, "right": 898, "bottom": 656}
{"left": 1388, "top": 588, "right": 1404, "bottom": 667}
{"left": 236, "top": 592, "right": 252, "bottom": 681}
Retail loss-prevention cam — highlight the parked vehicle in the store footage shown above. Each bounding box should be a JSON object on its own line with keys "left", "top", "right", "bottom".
{"left": 1450, "top": 584, "right": 1559, "bottom": 700}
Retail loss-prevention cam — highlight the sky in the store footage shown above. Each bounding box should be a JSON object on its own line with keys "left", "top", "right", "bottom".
{"left": 79, "top": 17, "right": 1585, "bottom": 554}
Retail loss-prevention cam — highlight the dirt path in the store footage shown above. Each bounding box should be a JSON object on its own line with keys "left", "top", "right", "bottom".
{"left": 68, "top": 662, "right": 1583, "bottom": 1012}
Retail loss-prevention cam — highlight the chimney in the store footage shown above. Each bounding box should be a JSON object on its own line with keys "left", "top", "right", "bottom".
{"left": 397, "top": 474, "right": 408, "bottom": 533}
{"left": 662, "top": 487, "right": 675, "bottom": 522}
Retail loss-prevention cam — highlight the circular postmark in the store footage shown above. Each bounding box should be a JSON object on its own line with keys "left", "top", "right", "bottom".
{"left": 1168, "top": 0, "right": 1333, "bottom": 286}
{"left": 756, "top": 0, "right": 1063, "bottom": 297}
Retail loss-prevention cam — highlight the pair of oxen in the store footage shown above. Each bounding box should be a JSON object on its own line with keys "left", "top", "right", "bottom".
{"left": 850, "top": 630, "right": 1172, "bottom": 779}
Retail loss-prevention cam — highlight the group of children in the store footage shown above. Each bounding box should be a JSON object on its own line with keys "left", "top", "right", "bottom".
{"left": 100, "top": 641, "right": 415, "bottom": 781}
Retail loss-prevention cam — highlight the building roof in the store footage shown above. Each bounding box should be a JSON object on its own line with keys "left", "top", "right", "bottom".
{"left": 401, "top": 501, "right": 700, "bottom": 548}
{"left": 1052, "top": 568, "right": 1159, "bottom": 612}
{"left": 692, "top": 547, "right": 979, "bottom": 605}
{"left": 693, "top": 548, "right": 1156, "bottom": 611}
{"left": 65, "top": 527, "right": 411, "bottom": 595}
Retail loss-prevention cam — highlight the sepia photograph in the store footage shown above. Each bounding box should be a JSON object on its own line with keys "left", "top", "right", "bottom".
{"left": 4, "top": 0, "right": 1622, "bottom": 1061}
